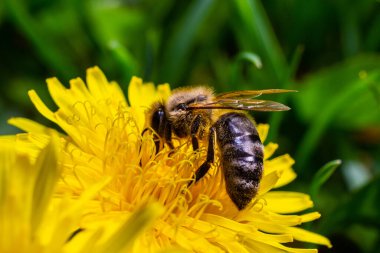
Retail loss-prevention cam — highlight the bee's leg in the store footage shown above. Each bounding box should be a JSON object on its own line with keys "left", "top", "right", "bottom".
{"left": 190, "top": 115, "right": 202, "bottom": 151}
{"left": 188, "top": 127, "right": 216, "bottom": 186}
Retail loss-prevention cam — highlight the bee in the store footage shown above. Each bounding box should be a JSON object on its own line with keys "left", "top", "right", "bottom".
{"left": 144, "top": 86, "right": 295, "bottom": 210}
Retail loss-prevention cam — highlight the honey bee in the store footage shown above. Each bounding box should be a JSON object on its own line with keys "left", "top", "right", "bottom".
{"left": 144, "top": 86, "right": 295, "bottom": 210}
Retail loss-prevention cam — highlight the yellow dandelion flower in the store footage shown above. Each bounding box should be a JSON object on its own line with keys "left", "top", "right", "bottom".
{"left": 9, "top": 67, "right": 331, "bottom": 252}
{"left": 0, "top": 131, "right": 164, "bottom": 253}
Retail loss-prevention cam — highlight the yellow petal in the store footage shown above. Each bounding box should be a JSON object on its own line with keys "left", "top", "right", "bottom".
{"left": 28, "top": 90, "right": 56, "bottom": 123}
{"left": 265, "top": 154, "right": 297, "bottom": 187}
{"left": 258, "top": 171, "right": 280, "bottom": 195}
{"left": 264, "top": 191, "right": 314, "bottom": 213}
{"left": 158, "top": 220, "right": 223, "bottom": 253}
{"left": 156, "top": 83, "right": 172, "bottom": 102}
{"left": 287, "top": 227, "right": 332, "bottom": 248}
{"left": 264, "top": 142, "right": 278, "bottom": 160}
{"left": 95, "top": 203, "right": 164, "bottom": 253}
{"left": 202, "top": 213, "right": 258, "bottom": 234}
{"left": 274, "top": 167, "right": 297, "bottom": 188}
{"left": 257, "top": 124, "right": 269, "bottom": 143}
{"left": 31, "top": 133, "right": 61, "bottom": 232}
{"left": 8, "top": 117, "right": 51, "bottom": 134}
{"left": 300, "top": 212, "right": 321, "bottom": 223}
{"left": 108, "top": 80, "right": 128, "bottom": 106}
{"left": 47, "top": 77, "right": 73, "bottom": 109}
{"left": 246, "top": 239, "right": 317, "bottom": 253}
{"left": 128, "top": 76, "right": 156, "bottom": 108}
{"left": 86, "top": 66, "right": 111, "bottom": 101}
{"left": 85, "top": 67, "right": 127, "bottom": 116}
{"left": 69, "top": 77, "right": 92, "bottom": 100}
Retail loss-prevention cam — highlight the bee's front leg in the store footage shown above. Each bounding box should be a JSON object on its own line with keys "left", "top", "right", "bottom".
{"left": 188, "top": 127, "right": 216, "bottom": 186}
{"left": 190, "top": 114, "right": 203, "bottom": 151}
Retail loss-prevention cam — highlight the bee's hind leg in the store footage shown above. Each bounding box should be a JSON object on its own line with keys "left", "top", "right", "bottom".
{"left": 188, "top": 127, "right": 216, "bottom": 187}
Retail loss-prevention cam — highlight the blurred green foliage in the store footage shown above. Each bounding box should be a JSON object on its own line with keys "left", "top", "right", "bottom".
{"left": 0, "top": 0, "right": 379, "bottom": 252}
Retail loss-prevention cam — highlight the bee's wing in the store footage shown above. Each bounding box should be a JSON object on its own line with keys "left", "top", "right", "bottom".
{"left": 187, "top": 89, "right": 296, "bottom": 111}
{"left": 188, "top": 99, "right": 291, "bottom": 111}
{"left": 215, "top": 89, "right": 297, "bottom": 99}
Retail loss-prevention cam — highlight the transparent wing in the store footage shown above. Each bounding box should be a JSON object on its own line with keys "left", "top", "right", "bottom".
{"left": 215, "top": 89, "right": 297, "bottom": 99}
{"left": 187, "top": 99, "right": 291, "bottom": 111}
{"left": 187, "top": 89, "right": 296, "bottom": 111}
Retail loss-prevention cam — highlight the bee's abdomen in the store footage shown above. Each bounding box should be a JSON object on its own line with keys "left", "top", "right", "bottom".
{"left": 214, "top": 112, "right": 263, "bottom": 210}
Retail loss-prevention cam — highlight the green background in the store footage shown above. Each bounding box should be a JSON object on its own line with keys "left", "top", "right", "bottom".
{"left": 0, "top": 0, "right": 379, "bottom": 252}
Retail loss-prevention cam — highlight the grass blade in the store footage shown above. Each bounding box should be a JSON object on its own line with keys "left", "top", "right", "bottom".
{"left": 160, "top": 0, "right": 215, "bottom": 84}
{"left": 230, "top": 0, "right": 287, "bottom": 85}
{"left": 267, "top": 45, "right": 304, "bottom": 141}
{"left": 310, "top": 159, "right": 341, "bottom": 203}
{"left": 230, "top": 51, "right": 262, "bottom": 84}
{"left": 108, "top": 40, "right": 138, "bottom": 83}
{"left": 295, "top": 71, "right": 380, "bottom": 171}
{"left": 5, "top": 0, "right": 76, "bottom": 79}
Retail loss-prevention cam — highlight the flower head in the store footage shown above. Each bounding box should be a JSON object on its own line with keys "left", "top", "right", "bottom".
{"left": 8, "top": 67, "right": 331, "bottom": 252}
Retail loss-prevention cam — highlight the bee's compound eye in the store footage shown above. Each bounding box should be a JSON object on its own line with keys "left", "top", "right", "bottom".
{"left": 177, "top": 103, "right": 187, "bottom": 111}
{"left": 151, "top": 108, "right": 165, "bottom": 136}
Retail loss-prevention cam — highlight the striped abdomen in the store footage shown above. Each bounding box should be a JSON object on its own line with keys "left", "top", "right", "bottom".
{"left": 214, "top": 112, "right": 263, "bottom": 210}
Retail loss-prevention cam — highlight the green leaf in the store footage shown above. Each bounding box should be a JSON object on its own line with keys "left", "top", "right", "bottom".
{"left": 295, "top": 70, "right": 380, "bottom": 170}
{"left": 0, "top": 0, "right": 4, "bottom": 24}
{"left": 230, "top": 0, "right": 287, "bottom": 86}
{"left": 294, "top": 54, "right": 380, "bottom": 130}
{"left": 107, "top": 40, "right": 138, "bottom": 82}
{"left": 267, "top": 45, "right": 304, "bottom": 141}
{"left": 160, "top": 0, "right": 216, "bottom": 84}
{"left": 310, "top": 159, "right": 341, "bottom": 203}
{"left": 319, "top": 175, "right": 380, "bottom": 235}
{"left": 5, "top": 0, "right": 77, "bottom": 79}
{"left": 237, "top": 51, "right": 263, "bottom": 69}
{"left": 86, "top": 2, "right": 146, "bottom": 47}
{"left": 230, "top": 51, "right": 262, "bottom": 84}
